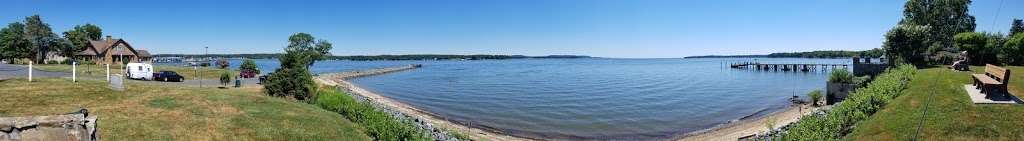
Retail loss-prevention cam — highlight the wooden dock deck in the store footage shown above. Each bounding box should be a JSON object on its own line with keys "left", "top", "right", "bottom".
{"left": 730, "top": 62, "right": 848, "bottom": 72}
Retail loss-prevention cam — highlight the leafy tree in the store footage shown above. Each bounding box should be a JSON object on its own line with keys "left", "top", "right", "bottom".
{"left": 62, "top": 24, "right": 102, "bottom": 60}
{"left": 264, "top": 58, "right": 317, "bottom": 100}
{"left": 954, "top": 32, "right": 997, "bottom": 65}
{"left": 264, "top": 33, "right": 333, "bottom": 101}
{"left": 220, "top": 70, "right": 232, "bottom": 87}
{"left": 239, "top": 59, "right": 259, "bottom": 74}
{"left": 285, "top": 33, "right": 332, "bottom": 67}
{"left": 1011, "top": 19, "right": 1023, "bottom": 37}
{"left": 900, "top": 0, "right": 976, "bottom": 64}
{"left": 0, "top": 22, "right": 31, "bottom": 62}
{"left": 882, "top": 24, "right": 932, "bottom": 65}
{"left": 24, "top": 15, "right": 59, "bottom": 63}
{"left": 1004, "top": 34, "right": 1024, "bottom": 65}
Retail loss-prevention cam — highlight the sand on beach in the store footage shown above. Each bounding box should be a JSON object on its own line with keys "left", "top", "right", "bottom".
{"left": 676, "top": 104, "right": 820, "bottom": 141}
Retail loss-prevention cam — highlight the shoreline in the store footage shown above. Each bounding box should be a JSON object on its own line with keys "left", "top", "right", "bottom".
{"left": 317, "top": 77, "right": 531, "bottom": 141}
{"left": 676, "top": 104, "right": 820, "bottom": 141}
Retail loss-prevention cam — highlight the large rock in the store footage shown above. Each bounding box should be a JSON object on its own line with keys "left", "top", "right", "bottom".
{"left": 0, "top": 109, "right": 98, "bottom": 141}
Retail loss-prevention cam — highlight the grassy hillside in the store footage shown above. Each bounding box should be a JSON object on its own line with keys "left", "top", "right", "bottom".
{"left": 0, "top": 78, "right": 370, "bottom": 140}
{"left": 847, "top": 66, "right": 1024, "bottom": 140}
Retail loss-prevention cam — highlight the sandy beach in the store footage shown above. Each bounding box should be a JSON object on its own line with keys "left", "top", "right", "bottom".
{"left": 676, "top": 104, "right": 821, "bottom": 141}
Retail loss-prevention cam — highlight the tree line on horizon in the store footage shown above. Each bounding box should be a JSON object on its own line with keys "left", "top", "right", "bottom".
{"left": 1, "top": 15, "right": 103, "bottom": 64}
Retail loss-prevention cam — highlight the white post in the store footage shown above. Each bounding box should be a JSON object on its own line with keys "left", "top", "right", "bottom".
{"left": 106, "top": 64, "right": 110, "bottom": 82}
{"left": 28, "top": 61, "right": 33, "bottom": 82}
{"left": 72, "top": 62, "right": 77, "bottom": 82}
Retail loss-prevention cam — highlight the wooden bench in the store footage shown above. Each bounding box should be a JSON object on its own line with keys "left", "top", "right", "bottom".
{"left": 972, "top": 64, "right": 1011, "bottom": 96}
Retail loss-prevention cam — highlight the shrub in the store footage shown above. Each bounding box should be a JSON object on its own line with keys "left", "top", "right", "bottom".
{"left": 808, "top": 90, "right": 823, "bottom": 106}
{"left": 264, "top": 66, "right": 316, "bottom": 101}
{"left": 852, "top": 76, "right": 871, "bottom": 88}
{"left": 315, "top": 89, "right": 431, "bottom": 141}
{"left": 239, "top": 59, "right": 259, "bottom": 74}
{"left": 1004, "top": 34, "right": 1024, "bottom": 65}
{"left": 829, "top": 69, "right": 853, "bottom": 83}
{"left": 778, "top": 64, "right": 917, "bottom": 140}
{"left": 219, "top": 70, "right": 232, "bottom": 87}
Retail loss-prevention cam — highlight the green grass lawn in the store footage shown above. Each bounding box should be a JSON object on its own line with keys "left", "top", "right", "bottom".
{"left": 847, "top": 66, "right": 1024, "bottom": 140}
{"left": 0, "top": 78, "right": 370, "bottom": 140}
{"left": 33, "top": 64, "right": 238, "bottom": 80}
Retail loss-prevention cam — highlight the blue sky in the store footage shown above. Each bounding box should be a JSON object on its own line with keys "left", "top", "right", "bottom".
{"left": 3, "top": 0, "right": 1022, "bottom": 58}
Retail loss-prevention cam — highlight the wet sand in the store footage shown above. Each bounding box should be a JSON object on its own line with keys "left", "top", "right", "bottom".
{"left": 676, "top": 104, "right": 820, "bottom": 141}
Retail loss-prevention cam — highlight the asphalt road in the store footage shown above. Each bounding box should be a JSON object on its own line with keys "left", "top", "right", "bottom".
{"left": 0, "top": 63, "right": 71, "bottom": 80}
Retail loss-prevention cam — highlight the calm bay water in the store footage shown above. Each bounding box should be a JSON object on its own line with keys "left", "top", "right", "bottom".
{"left": 192, "top": 58, "right": 849, "bottom": 139}
{"left": 348, "top": 58, "right": 848, "bottom": 140}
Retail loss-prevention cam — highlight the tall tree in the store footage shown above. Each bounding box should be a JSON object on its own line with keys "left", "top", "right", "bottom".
{"left": 265, "top": 33, "right": 334, "bottom": 101}
{"left": 1011, "top": 19, "right": 1023, "bottom": 37}
{"left": 23, "top": 15, "right": 59, "bottom": 63}
{"left": 954, "top": 32, "right": 1002, "bottom": 65}
{"left": 1004, "top": 34, "right": 1024, "bottom": 65}
{"left": 285, "top": 33, "right": 332, "bottom": 67}
{"left": 0, "top": 22, "right": 32, "bottom": 62}
{"left": 62, "top": 24, "right": 103, "bottom": 59}
{"left": 900, "top": 0, "right": 976, "bottom": 63}
{"left": 883, "top": 24, "right": 932, "bottom": 65}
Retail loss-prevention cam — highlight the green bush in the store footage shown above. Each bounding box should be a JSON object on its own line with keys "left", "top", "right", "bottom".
{"left": 239, "top": 59, "right": 259, "bottom": 74}
{"left": 829, "top": 69, "right": 853, "bottom": 83}
{"left": 808, "top": 90, "right": 823, "bottom": 106}
{"left": 219, "top": 70, "right": 232, "bottom": 86}
{"left": 264, "top": 66, "right": 316, "bottom": 101}
{"left": 852, "top": 76, "right": 871, "bottom": 87}
{"left": 315, "top": 89, "right": 431, "bottom": 141}
{"left": 779, "top": 64, "right": 917, "bottom": 140}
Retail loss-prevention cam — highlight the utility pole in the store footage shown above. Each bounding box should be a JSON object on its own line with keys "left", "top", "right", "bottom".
{"left": 200, "top": 46, "right": 207, "bottom": 88}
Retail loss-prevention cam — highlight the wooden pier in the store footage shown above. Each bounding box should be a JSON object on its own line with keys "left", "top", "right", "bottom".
{"left": 730, "top": 62, "right": 849, "bottom": 72}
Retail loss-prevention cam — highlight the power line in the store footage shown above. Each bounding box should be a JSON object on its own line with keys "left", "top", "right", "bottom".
{"left": 990, "top": 0, "right": 1006, "bottom": 32}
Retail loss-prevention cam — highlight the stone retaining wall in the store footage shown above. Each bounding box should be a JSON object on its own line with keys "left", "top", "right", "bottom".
{"left": 0, "top": 109, "right": 98, "bottom": 141}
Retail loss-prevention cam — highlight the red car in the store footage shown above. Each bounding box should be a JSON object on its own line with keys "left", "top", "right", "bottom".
{"left": 240, "top": 70, "right": 258, "bottom": 78}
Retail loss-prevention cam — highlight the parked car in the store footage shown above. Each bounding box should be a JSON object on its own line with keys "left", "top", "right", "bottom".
{"left": 125, "top": 63, "right": 153, "bottom": 80}
{"left": 258, "top": 73, "right": 272, "bottom": 84}
{"left": 153, "top": 71, "right": 184, "bottom": 82}
{"left": 240, "top": 70, "right": 257, "bottom": 78}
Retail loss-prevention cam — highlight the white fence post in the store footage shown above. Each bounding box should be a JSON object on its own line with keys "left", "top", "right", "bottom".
{"left": 28, "top": 61, "right": 33, "bottom": 82}
{"left": 72, "top": 62, "right": 77, "bottom": 82}
{"left": 106, "top": 64, "right": 110, "bottom": 82}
